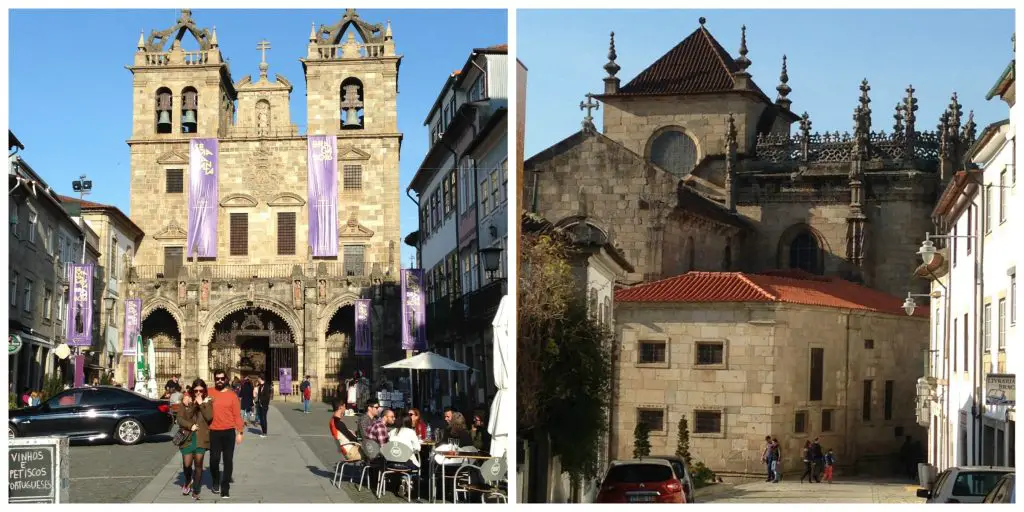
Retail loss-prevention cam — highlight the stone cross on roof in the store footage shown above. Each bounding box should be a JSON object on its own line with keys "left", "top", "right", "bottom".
{"left": 257, "top": 39, "right": 271, "bottom": 78}
{"left": 580, "top": 93, "right": 600, "bottom": 131}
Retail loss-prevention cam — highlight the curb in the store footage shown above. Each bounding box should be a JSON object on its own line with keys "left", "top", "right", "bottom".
{"left": 273, "top": 405, "right": 353, "bottom": 503}
{"left": 131, "top": 444, "right": 190, "bottom": 503}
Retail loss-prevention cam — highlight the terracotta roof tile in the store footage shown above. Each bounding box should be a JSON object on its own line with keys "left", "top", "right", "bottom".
{"left": 58, "top": 194, "right": 113, "bottom": 210}
{"left": 616, "top": 271, "right": 928, "bottom": 318}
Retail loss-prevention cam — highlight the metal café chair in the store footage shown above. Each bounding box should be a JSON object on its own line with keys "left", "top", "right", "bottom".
{"left": 455, "top": 456, "right": 508, "bottom": 503}
{"left": 331, "top": 439, "right": 364, "bottom": 488}
{"left": 356, "top": 439, "right": 382, "bottom": 491}
{"left": 377, "top": 441, "right": 419, "bottom": 502}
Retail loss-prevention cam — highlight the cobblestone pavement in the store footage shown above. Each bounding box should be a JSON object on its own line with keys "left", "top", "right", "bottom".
{"left": 274, "top": 401, "right": 416, "bottom": 503}
{"left": 132, "top": 403, "right": 350, "bottom": 503}
{"left": 696, "top": 476, "right": 925, "bottom": 503}
{"left": 68, "top": 433, "right": 177, "bottom": 503}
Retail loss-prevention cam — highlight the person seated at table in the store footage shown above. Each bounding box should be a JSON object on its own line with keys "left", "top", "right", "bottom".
{"left": 447, "top": 412, "right": 474, "bottom": 448}
{"left": 328, "top": 401, "right": 361, "bottom": 461}
{"left": 358, "top": 398, "right": 382, "bottom": 440}
{"left": 409, "top": 408, "right": 427, "bottom": 440}
{"left": 470, "top": 411, "right": 491, "bottom": 452}
{"left": 389, "top": 415, "right": 421, "bottom": 467}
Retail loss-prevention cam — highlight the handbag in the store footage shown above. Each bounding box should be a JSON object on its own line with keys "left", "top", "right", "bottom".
{"left": 172, "top": 427, "right": 192, "bottom": 447}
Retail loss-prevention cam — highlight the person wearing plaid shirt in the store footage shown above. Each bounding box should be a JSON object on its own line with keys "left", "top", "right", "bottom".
{"left": 366, "top": 409, "right": 394, "bottom": 446}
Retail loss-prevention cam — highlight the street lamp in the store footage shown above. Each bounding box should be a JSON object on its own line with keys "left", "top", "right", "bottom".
{"left": 479, "top": 246, "right": 503, "bottom": 282}
{"left": 917, "top": 232, "right": 977, "bottom": 266}
{"left": 903, "top": 291, "right": 943, "bottom": 316}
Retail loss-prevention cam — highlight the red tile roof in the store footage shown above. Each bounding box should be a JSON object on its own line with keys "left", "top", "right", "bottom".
{"left": 615, "top": 271, "right": 928, "bottom": 318}
{"left": 618, "top": 25, "right": 766, "bottom": 98}
{"left": 58, "top": 194, "right": 112, "bottom": 210}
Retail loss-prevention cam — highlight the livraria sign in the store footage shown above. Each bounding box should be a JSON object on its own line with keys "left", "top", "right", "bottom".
{"left": 8, "top": 437, "right": 69, "bottom": 503}
{"left": 985, "top": 373, "right": 1016, "bottom": 407}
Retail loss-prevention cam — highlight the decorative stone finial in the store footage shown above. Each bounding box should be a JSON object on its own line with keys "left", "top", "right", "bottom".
{"left": 735, "top": 25, "right": 751, "bottom": 73}
{"left": 210, "top": 26, "right": 218, "bottom": 48}
{"left": 893, "top": 103, "right": 905, "bottom": 134}
{"left": 726, "top": 113, "right": 738, "bottom": 145}
{"left": 903, "top": 85, "right": 918, "bottom": 133}
{"left": 309, "top": 22, "right": 317, "bottom": 42}
{"left": 137, "top": 30, "right": 146, "bottom": 50}
{"left": 799, "top": 112, "right": 812, "bottom": 137}
{"left": 580, "top": 92, "right": 600, "bottom": 132}
{"left": 257, "top": 39, "right": 271, "bottom": 79}
{"left": 775, "top": 54, "right": 791, "bottom": 110}
{"left": 962, "top": 110, "right": 977, "bottom": 144}
{"left": 948, "top": 92, "right": 962, "bottom": 132}
{"left": 604, "top": 31, "right": 620, "bottom": 78}
{"left": 699, "top": 17, "right": 707, "bottom": 26}
{"left": 385, "top": 20, "right": 392, "bottom": 40}
{"left": 853, "top": 78, "right": 871, "bottom": 134}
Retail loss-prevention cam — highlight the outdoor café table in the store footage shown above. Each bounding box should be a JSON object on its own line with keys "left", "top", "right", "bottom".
{"left": 430, "top": 449, "right": 491, "bottom": 503}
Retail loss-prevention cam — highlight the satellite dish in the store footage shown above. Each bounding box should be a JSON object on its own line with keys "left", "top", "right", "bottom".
{"left": 54, "top": 343, "right": 72, "bottom": 360}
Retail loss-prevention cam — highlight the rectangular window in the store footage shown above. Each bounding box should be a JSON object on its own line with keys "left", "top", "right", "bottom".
{"left": 230, "top": 213, "right": 248, "bottom": 256}
{"left": 694, "top": 410, "right": 722, "bottom": 434}
{"left": 43, "top": 288, "right": 52, "bottom": 320}
{"left": 442, "top": 173, "right": 452, "bottom": 216}
{"left": 431, "top": 126, "right": 439, "bottom": 145}
{"left": 480, "top": 180, "right": 490, "bottom": 215}
{"left": 1000, "top": 170, "right": 1007, "bottom": 222}
{"left": 10, "top": 271, "right": 18, "bottom": 309}
{"left": 822, "top": 409, "right": 834, "bottom": 432}
{"left": 46, "top": 224, "right": 54, "bottom": 254}
{"left": 862, "top": 379, "right": 872, "bottom": 421}
{"left": 884, "top": 380, "right": 894, "bottom": 421}
{"left": 1011, "top": 273, "right": 1017, "bottom": 325}
{"left": 694, "top": 341, "right": 724, "bottom": 365}
{"left": 277, "top": 212, "right": 296, "bottom": 255}
{"left": 794, "top": 411, "right": 808, "bottom": 433}
{"left": 344, "top": 245, "right": 365, "bottom": 277}
{"left": 986, "top": 185, "right": 995, "bottom": 233}
{"left": 23, "top": 279, "right": 33, "bottom": 312}
{"left": 967, "top": 206, "right": 973, "bottom": 254}
{"left": 469, "top": 76, "right": 485, "bottom": 102}
{"left": 448, "top": 97, "right": 456, "bottom": 123}
{"left": 864, "top": 339, "right": 875, "bottom": 349}
{"left": 964, "top": 313, "right": 969, "bottom": 370}
{"left": 343, "top": 165, "right": 363, "bottom": 191}
{"left": 953, "top": 317, "right": 958, "bottom": 372}
{"left": 57, "top": 292, "right": 66, "bottom": 322}
{"left": 163, "top": 246, "right": 183, "bottom": 277}
{"left": 448, "top": 172, "right": 457, "bottom": 215}
{"left": 470, "top": 252, "right": 479, "bottom": 291}
{"left": 28, "top": 211, "right": 37, "bottom": 243}
{"left": 637, "top": 409, "right": 665, "bottom": 432}
{"left": 638, "top": 341, "right": 667, "bottom": 364}
{"left": 984, "top": 303, "right": 992, "bottom": 350}
{"left": 810, "top": 347, "right": 824, "bottom": 401}
{"left": 998, "top": 298, "right": 1006, "bottom": 349}
{"left": 491, "top": 170, "right": 501, "bottom": 206}
{"left": 501, "top": 159, "right": 508, "bottom": 202}
{"left": 166, "top": 169, "right": 184, "bottom": 193}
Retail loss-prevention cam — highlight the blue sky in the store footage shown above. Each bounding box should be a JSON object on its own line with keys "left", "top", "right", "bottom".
{"left": 518, "top": 9, "right": 1015, "bottom": 157}
{"left": 9, "top": 8, "right": 507, "bottom": 265}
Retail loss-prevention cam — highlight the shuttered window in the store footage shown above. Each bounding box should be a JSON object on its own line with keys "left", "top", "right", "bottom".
{"left": 344, "top": 245, "right": 364, "bottom": 276}
{"left": 230, "top": 213, "right": 248, "bottom": 256}
{"left": 166, "top": 169, "right": 184, "bottom": 193}
{"left": 809, "top": 347, "right": 824, "bottom": 401}
{"left": 163, "top": 246, "right": 183, "bottom": 277}
{"left": 277, "top": 212, "right": 296, "bottom": 255}
{"left": 343, "top": 165, "right": 362, "bottom": 191}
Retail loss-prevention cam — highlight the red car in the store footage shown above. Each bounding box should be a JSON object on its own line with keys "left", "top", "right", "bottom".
{"left": 596, "top": 459, "right": 686, "bottom": 503}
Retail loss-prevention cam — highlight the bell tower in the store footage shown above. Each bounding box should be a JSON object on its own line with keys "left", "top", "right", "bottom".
{"left": 128, "top": 9, "right": 236, "bottom": 140}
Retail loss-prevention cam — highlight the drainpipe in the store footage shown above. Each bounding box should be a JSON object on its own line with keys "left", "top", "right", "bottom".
{"left": 975, "top": 175, "right": 986, "bottom": 465}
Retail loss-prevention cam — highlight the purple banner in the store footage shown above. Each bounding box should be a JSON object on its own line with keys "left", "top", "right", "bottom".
{"left": 123, "top": 298, "right": 142, "bottom": 356}
{"left": 279, "top": 368, "right": 292, "bottom": 395}
{"left": 66, "top": 264, "right": 94, "bottom": 347}
{"left": 73, "top": 355, "right": 85, "bottom": 388}
{"left": 187, "top": 138, "right": 219, "bottom": 258}
{"left": 128, "top": 363, "right": 135, "bottom": 390}
{"left": 354, "top": 299, "right": 372, "bottom": 356}
{"left": 401, "top": 269, "right": 427, "bottom": 351}
{"left": 307, "top": 135, "right": 338, "bottom": 257}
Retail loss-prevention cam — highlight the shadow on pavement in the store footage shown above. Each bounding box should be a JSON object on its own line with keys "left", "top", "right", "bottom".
{"left": 306, "top": 465, "right": 335, "bottom": 480}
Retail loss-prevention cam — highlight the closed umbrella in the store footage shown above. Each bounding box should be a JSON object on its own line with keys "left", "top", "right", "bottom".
{"left": 146, "top": 338, "right": 158, "bottom": 398}
{"left": 487, "top": 295, "right": 511, "bottom": 458}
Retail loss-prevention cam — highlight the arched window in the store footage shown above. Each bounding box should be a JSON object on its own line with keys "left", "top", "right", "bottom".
{"left": 181, "top": 87, "right": 198, "bottom": 133}
{"left": 340, "top": 77, "right": 365, "bottom": 129}
{"left": 789, "top": 232, "right": 822, "bottom": 274}
{"left": 648, "top": 129, "right": 698, "bottom": 178}
{"left": 156, "top": 87, "right": 173, "bottom": 134}
{"left": 255, "top": 99, "right": 271, "bottom": 136}
{"left": 723, "top": 237, "right": 733, "bottom": 271}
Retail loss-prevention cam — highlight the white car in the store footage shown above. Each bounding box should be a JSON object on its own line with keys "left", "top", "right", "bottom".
{"left": 916, "top": 466, "right": 1014, "bottom": 504}
{"left": 982, "top": 473, "right": 1015, "bottom": 504}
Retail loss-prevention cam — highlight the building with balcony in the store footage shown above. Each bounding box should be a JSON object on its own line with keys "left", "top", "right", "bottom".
{"left": 407, "top": 44, "right": 507, "bottom": 413}
{"left": 124, "top": 9, "right": 404, "bottom": 398}
{"left": 918, "top": 43, "right": 1016, "bottom": 471}
{"left": 8, "top": 131, "right": 96, "bottom": 394}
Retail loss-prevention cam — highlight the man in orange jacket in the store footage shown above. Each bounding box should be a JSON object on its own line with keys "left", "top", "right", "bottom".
{"left": 207, "top": 369, "right": 244, "bottom": 499}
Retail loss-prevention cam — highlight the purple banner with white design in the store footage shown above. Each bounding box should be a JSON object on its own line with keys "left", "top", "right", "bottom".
{"left": 354, "top": 299, "right": 372, "bottom": 356}
{"left": 66, "top": 264, "right": 94, "bottom": 347}
{"left": 401, "top": 269, "right": 427, "bottom": 351}
{"left": 187, "top": 138, "right": 219, "bottom": 258}
{"left": 307, "top": 135, "right": 338, "bottom": 257}
{"left": 73, "top": 354, "right": 85, "bottom": 388}
{"left": 123, "top": 298, "right": 142, "bottom": 356}
{"left": 279, "top": 368, "right": 293, "bottom": 395}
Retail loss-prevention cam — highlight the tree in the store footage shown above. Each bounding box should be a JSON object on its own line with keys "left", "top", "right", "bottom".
{"left": 634, "top": 422, "right": 652, "bottom": 458}
{"left": 676, "top": 417, "right": 692, "bottom": 469}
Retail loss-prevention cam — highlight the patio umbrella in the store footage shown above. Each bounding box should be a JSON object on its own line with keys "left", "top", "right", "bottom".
{"left": 487, "top": 295, "right": 511, "bottom": 458}
{"left": 381, "top": 351, "right": 469, "bottom": 371}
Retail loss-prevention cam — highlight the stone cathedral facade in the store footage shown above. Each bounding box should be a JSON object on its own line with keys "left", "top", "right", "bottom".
{"left": 125, "top": 9, "right": 403, "bottom": 399}
{"left": 526, "top": 18, "right": 978, "bottom": 298}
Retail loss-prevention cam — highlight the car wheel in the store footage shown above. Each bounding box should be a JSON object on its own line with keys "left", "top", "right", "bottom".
{"left": 8, "top": 425, "right": 17, "bottom": 439}
{"left": 115, "top": 418, "right": 145, "bottom": 445}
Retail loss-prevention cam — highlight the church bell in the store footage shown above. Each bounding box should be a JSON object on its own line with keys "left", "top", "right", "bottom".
{"left": 343, "top": 112, "right": 362, "bottom": 128}
{"left": 182, "top": 110, "right": 197, "bottom": 132}
{"left": 157, "top": 110, "right": 172, "bottom": 130}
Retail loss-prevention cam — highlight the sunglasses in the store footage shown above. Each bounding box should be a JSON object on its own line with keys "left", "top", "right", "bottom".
{"left": 193, "top": 389, "right": 205, "bottom": 394}
{"left": 214, "top": 376, "right": 227, "bottom": 382}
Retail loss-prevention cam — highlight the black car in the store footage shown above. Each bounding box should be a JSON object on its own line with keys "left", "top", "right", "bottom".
{"left": 9, "top": 386, "right": 174, "bottom": 445}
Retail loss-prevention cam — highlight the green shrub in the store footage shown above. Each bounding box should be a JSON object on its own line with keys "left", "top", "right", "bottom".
{"left": 633, "top": 422, "right": 652, "bottom": 458}
{"left": 690, "top": 461, "right": 718, "bottom": 488}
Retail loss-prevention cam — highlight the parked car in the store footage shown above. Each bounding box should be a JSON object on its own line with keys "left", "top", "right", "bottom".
{"left": 982, "top": 473, "right": 1015, "bottom": 504}
{"left": 596, "top": 459, "right": 686, "bottom": 503}
{"left": 644, "top": 455, "right": 696, "bottom": 503}
{"left": 8, "top": 386, "right": 173, "bottom": 445}
{"left": 916, "top": 466, "right": 1014, "bottom": 504}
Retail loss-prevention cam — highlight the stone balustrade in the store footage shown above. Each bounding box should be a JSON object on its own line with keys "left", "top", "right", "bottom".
{"left": 310, "top": 43, "right": 387, "bottom": 60}
{"left": 131, "top": 261, "right": 372, "bottom": 281}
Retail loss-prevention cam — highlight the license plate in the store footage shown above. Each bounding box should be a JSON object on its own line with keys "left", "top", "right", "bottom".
{"left": 629, "top": 495, "right": 656, "bottom": 503}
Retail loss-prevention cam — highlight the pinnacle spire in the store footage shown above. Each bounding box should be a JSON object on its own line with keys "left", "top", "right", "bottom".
{"left": 775, "top": 54, "right": 791, "bottom": 110}
{"left": 309, "top": 22, "right": 317, "bottom": 42}
{"left": 604, "top": 31, "right": 621, "bottom": 78}
{"left": 385, "top": 20, "right": 392, "bottom": 40}
{"left": 735, "top": 25, "right": 751, "bottom": 73}
{"left": 210, "top": 26, "right": 218, "bottom": 47}
{"left": 137, "top": 30, "right": 145, "bottom": 51}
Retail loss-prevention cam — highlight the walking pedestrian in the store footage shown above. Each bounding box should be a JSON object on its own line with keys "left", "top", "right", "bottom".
{"left": 255, "top": 375, "right": 272, "bottom": 437}
{"left": 239, "top": 377, "right": 254, "bottom": 426}
{"left": 771, "top": 437, "right": 782, "bottom": 482}
{"left": 300, "top": 375, "right": 312, "bottom": 414}
{"left": 800, "top": 441, "right": 814, "bottom": 483}
{"left": 810, "top": 437, "right": 824, "bottom": 483}
{"left": 760, "top": 435, "right": 774, "bottom": 482}
{"left": 207, "top": 369, "right": 244, "bottom": 499}
{"left": 823, "top": 448, "right": 836, "bottom": 484}
{"left": 177, "top": 379, "right": 213, "bottom": 500}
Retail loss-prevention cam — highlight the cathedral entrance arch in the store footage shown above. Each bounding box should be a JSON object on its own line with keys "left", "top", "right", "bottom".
{"left": 208, "top": 308, "right": 297, "bottom": 384}
{"left": 322, "top": 304, "right": 364, "bottom": 402}
{"left": 140, "top": 307, "right": 182, "bottom": 385}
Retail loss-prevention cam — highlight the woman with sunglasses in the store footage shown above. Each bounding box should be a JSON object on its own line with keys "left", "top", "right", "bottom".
{"left": 177, "top": 379, "right": 214, "bottom": 500}
{"left": 408, "top": 408, "right": 427, "bottom": 440}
